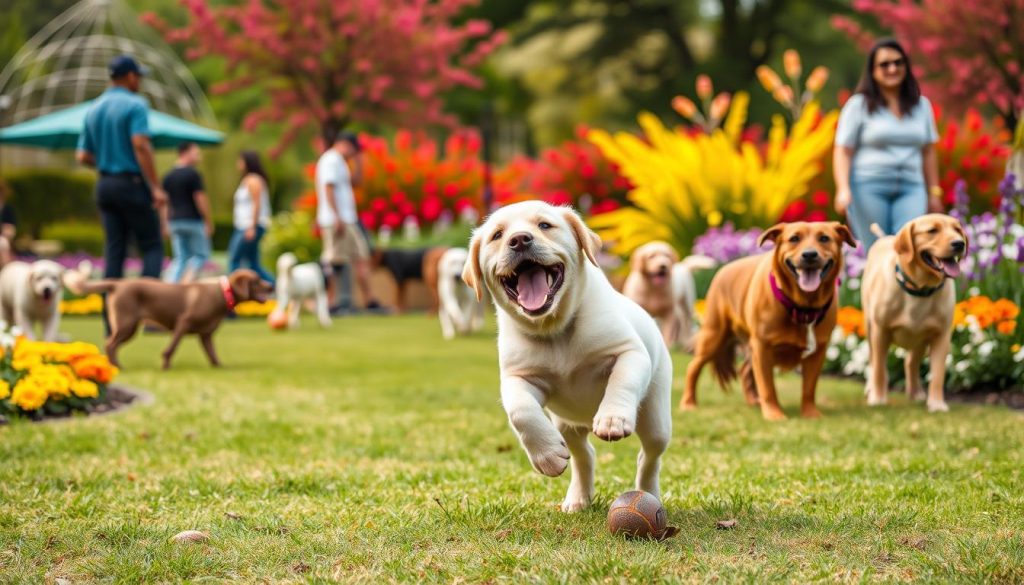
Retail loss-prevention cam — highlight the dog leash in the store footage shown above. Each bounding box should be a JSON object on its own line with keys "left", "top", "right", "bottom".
{"left": 894, "top": 264, "right": 945, "bottom": 297}
{"left": 219, "top": 276, "right": 237, "bottom": 310}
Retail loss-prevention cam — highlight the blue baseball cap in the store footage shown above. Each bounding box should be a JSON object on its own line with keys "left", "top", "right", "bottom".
{"left": 108, "top": 55, "right": 149, "bottom": 78}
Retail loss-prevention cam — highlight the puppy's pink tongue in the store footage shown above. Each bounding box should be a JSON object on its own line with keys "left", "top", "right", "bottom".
{"left": 941, "top": 258, "right": 962, "bottom": 278}
{"left": 797, "top": 269, "right": 822, "bottom": 292}
{"left": 517, "top": 267, "right": 549, "bottom": 311}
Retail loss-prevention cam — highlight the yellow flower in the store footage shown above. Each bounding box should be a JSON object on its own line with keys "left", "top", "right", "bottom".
{"left": 588, "top": 94, "right": 838, "bottom": 255}
{"left": 0, "top": 379, "right": 10, "bottom": 400}
{"left": 1013, "top": 344, "right": 1022, "bottom": 353}
{"left": 11, "top": 378, "right": 48, "bottom": 411}
{"left": 71, "top": 379, "right": 99, "bottom": 399}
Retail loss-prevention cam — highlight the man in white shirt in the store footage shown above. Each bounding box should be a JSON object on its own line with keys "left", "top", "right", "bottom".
{"left": 316, "top": 131, "right": 377, "bottom": 312}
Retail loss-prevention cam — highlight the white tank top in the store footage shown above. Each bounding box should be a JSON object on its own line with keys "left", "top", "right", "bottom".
{"left": 233, "top": 175, "right": 272, "bottom": 230}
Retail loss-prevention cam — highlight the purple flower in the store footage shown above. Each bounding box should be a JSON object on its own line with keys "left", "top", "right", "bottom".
{"left": 950, "top": 179, "right": 970, "bottom": 221}
{"left": 692, "top": 223, "right": 765, "bottom": 264}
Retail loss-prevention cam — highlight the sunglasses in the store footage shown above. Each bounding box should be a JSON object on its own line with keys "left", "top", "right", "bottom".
{"left": 876, "top": 57, "right": 906, "bottom": 70}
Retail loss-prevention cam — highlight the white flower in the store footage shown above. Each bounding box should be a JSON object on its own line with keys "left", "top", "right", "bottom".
{"left": 830, "top": 328, "right": 844, "bottom": 345}
{"left": 9, "top": 326, "right": 22, "bottom": 338}
{"left": 894, "top": 347, "right": 906, "bottom": 358}
{"left": 1014, "top": 345, "right": 1024, "bottom": 363}
{"left": 954, "top": 360, "right": 971, "bottom": 373}
{"left": 978, "top": 341, "right": 996, "bottom": 358}
{"left": 961, "top": 343, "right": 972, "bottom": 355}
{"left": 1010, "top": 224, "right": 1024, "bottom": 238}
{"left": 845, "top": 335, "right": 858, "bottom": 350}
{"left": 848, "top": 278, "right": 861, "bottom": 290}
{"left": 946, "top": 354, "right": 953, "bottom": 366}
{"left": 978, "top": 249, "right": 994, "bottom": 266}
{"left": 1003, "top": 243, "right": 1019, "bottom": 260}
{"left": 979, "top": 233, "right": 998, "bottom": 250}
{"left": 826, "top": 346, "right": 840, "bottom": 360}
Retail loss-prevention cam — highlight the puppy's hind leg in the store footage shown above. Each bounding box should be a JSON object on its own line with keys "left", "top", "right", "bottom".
{"left": 635, "top": 366, "right": 671, "bottom": 498}
{"left": 315, "top": 287, "right": 332, "bottom": 328}
{"left": 554, "top": 417, "right": 595, "bottom": 513}
{"left": 199, "top": 332, "right": 221, "bottom": 367}
{"left": 739, "top": 356, "right": 759, "bottom": 406}
{"left": 105, "top": 320, "right": 139, "bottom": 369}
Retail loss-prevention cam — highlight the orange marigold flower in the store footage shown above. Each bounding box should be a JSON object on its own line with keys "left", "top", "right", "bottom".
{"left": 992, "top": 298, "right": 1020, "bottom": 321}
{"left": 71, "top": 355, "right": 119, "bottom": 384}
{"left": 997, "top": 320, "right": 1017, "bottom": 335}
{"left": 837, "top": 306, "right": 865, "bottom": 337}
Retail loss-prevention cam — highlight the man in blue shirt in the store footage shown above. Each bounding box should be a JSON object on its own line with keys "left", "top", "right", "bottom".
{"left": 76, "top": 55, "right": 167, "bottom": 281}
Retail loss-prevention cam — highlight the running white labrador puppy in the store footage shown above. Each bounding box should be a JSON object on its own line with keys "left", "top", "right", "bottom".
{"left": 0, "top": 259, "right": 68, "bottom": 341}
{"left": 436, "top": 247, "right": 484, "bottom": 339}
{"left": 463, "top": 201, "right": 672, "bottom": 512}
{"left": 272, "top": 252, "right": 331, "bottom": 329}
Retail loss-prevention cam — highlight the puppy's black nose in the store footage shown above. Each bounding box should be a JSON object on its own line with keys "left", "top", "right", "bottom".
{"left": 801, "top": 249, "right": 819, "bottom": 261}
{"left": 951, "top": 240, "right": 966, "bottom": 253}
{"left": 508, "top": 232, "right": 534, "bottom": 251}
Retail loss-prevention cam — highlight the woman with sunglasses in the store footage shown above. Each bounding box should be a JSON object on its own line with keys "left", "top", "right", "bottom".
{"left": 833, "top": 38, "right": 942, "bottom": 250}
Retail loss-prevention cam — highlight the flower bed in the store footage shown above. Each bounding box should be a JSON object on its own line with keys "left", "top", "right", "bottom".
{"left": 0, "top": 329, "right": 120, "bottom": 419}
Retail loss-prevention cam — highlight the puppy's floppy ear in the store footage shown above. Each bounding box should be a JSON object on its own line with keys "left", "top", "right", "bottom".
{"left": 832, "top": 222, "right": 857, "bottom": 248}
{"left": 757, "top": 223, "right": 786, "bottom": 248}
{"left": 563, "top": 209, "right": 602, "bottom": 266}
{"left": 894, "top": 220, "right": 916, "bottom": 260}
{"left": 629, "top": 243, "right": 649, "bottom": 274}
{"left": 461, "top": 231, "right": 485, "bottom": 301}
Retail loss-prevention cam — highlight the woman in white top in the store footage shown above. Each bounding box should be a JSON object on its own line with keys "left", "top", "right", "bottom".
{"left": 227, "top": 150, "right": 275, "bottom": 285}
{"left": 833, "top": 38, "right": 942, "bottom": 251}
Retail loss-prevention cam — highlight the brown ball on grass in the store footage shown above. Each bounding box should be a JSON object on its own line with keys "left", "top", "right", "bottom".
{"left": 607, "top": 491, "right": 678, "bottom": 540}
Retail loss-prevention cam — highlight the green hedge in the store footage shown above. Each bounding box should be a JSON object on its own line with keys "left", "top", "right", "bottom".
{"left": 40, "top": 221, "right": 105, "bottom": 256}
{"left": 3, "top": 169, "right": 97, "bottom": 238}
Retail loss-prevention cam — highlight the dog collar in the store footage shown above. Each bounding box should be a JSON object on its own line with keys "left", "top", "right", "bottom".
{"left": 219, "top": 276, "right": 237, "bottom": 310}
{"left": 894, "top": 264, "right": 944, "bottom": 297}
{"left": 769, "top": 272, "right": 834, "bottom": 325}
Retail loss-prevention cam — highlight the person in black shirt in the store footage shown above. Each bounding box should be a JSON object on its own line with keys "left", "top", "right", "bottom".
{"left": 162, "top": 142, "right": 213, "bottom": 282}
{"left": 0, "top": 181, "right": 15, "bottom": 265}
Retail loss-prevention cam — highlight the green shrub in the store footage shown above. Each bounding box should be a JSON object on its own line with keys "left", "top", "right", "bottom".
{"left": 40, "top": 221, "right": 105, "bottom": 256}
{"left": 3, "top": 169, "right": 97, "bottom": 237}
{"left": 211, "top": 217, "right": 235, "bottom": 252}
{"left": 261, "top": 210, "right": 321, "bottom": 272}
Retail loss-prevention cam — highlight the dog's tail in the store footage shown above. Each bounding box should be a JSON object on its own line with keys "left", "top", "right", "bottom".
{"left": 63, "top": 261, "right": 117, "bottom": 295}
{"left": 678, "top": 254, "right": 717, "bottom": 272}
{"left": 869, "top": 223, "right": 886, "bottom": 239}
{"left": 710, "top": 339, "right": 739, "bottom": 390}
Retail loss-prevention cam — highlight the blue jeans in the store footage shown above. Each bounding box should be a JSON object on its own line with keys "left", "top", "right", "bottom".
{"left": 227, "top": 225, "right": 275, "bottom": 285}
{"left": 167, "top": 219, "right": 211, "bottom": 282}
{"left": 848, "top": 175, "right": 927, "bottom": 251}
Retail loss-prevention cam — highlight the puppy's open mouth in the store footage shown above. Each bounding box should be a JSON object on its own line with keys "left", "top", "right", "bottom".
{"left": 501, "top": 260, "right": 565, "bottom": 315}
{"left": 786, "top": 259, "right": 834, "bottom": 293}
{"left": 42, "top": 289, "right": 54, "bottom": 301}
{"left": 922, "top": 251, "right": 963, "bottom": 278}
{"left": 646, "top": 267, "right": 670, "bottom": 286}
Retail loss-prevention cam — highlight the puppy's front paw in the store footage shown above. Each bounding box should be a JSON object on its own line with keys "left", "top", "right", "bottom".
{"left": 866, "top": 390, "right": 888, "bottom": 406}
{"left": 592, "top": 414, "right": 634, "bottom": 441}
{"left": 927, "top": 399, "right": 949, "bottom": 413}
{"left": 525, "top": 440, "right": 570, "bottom": 477}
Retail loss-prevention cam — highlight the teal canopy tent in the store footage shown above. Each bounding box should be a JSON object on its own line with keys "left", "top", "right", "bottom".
{"left": 0, "top": 101, "right": 223, "bottom": 150}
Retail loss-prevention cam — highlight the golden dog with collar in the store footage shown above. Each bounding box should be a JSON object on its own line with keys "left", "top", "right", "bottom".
{"left": 683, "top": 221, "right": 855, "bottom": 420}
{"left": 860, "top": 215, "right": 967, "bottom": 412}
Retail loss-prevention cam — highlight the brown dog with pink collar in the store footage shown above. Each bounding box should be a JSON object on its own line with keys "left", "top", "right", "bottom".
{"left": 682, "top": 221, "right": 856, "bottom": 420}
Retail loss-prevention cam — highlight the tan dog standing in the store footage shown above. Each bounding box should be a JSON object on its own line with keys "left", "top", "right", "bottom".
{"left": 622, "top": 241, "right": 715, "bottom": 350}
{"left": 463, "top": 201, "right": 672, "bottom": 512}
{"left": 860, "top": 215, "right": 967, "bottom": 412}
{"left": 683, "top": 222, "right": 855, "bottom": 420}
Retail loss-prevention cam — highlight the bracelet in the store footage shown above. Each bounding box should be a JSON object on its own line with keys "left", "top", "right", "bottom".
{"left": 928, "top": 185, "right": 943, "bottom": 198}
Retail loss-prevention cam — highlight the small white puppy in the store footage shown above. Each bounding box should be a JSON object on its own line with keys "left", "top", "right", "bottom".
{"left": 437, "top": 247, "right": 484, "bottom": 339}
{"left": 0, "top": 259, "right": 67, "bottom": 341}
{"left": 463, "top": 201, "right": 672, "bottom": 512}
{"left": 272, "top": 252, "right": 331, "bottom": 329}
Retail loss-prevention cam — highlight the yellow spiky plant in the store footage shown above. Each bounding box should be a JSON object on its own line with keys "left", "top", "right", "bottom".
{"left": 588, "top": 92, "right": 838, "bottom": 256}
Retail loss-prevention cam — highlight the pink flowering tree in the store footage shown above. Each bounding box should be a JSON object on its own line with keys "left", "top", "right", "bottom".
{"left": 832, "top": 0, "right": 1023, "bottom": 132}
{"left": 144, "top": 0, "right": 506, "bottom": 152}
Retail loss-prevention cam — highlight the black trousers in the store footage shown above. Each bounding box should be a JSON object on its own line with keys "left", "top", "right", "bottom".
{"left": 96, "top": 174, "right": 163, "bottom": 334}
{"left": 96, "top": 174, "right": 163, "bottom": 279}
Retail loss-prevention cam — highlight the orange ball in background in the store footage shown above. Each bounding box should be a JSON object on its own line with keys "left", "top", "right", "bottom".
{"left": 267, "top": 311, "right": 289, "bottom": 331}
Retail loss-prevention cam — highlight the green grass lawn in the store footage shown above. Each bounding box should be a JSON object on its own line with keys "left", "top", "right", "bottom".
{"left": 1, "top": 315, "right": 1023, "bottom": 583}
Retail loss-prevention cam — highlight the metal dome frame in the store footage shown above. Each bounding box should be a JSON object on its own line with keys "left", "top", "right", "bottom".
{"left": 0, "top": 0, "right": 216, "bottom": 126}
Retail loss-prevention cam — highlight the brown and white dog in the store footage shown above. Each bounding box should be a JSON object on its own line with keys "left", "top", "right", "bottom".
{"left": 860, "top": 215, "right": 967, "bottom": 412}
{"left": 372, "top": 247, "right": 448, "bottom": 313}
{"left": 622, "top": 241, "right": 715, "bottom": 350}
{"left": 683, "top": 221, "right": 856, "bottom": 420}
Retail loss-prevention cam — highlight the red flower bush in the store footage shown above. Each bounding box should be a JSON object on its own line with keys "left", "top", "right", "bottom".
{"left": 934, "top": 106, "right": 1012, "bottom": 213}
{"left": 494, "top": 127, "right": 632, "bottom": 214}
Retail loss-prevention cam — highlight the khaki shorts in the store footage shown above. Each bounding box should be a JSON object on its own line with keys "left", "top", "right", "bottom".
{"left": 321, "top": 222, "right": 370, "bottom": 265}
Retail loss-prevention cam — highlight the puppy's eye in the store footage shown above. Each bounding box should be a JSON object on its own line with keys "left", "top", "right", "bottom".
{"left": 538, "top": 221, "right": 553, "bottom": 230}
{"left": 818, "top": 234, "right": 830, "bottom": 243}
{"left": 788, "top": 235, "right": 801, "bottom": 243}
{"left": 490, "top": 230, "right": 503, "bottom": 242}
{"left": 928, "top": 227, "right": 939, "bottom": 234}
